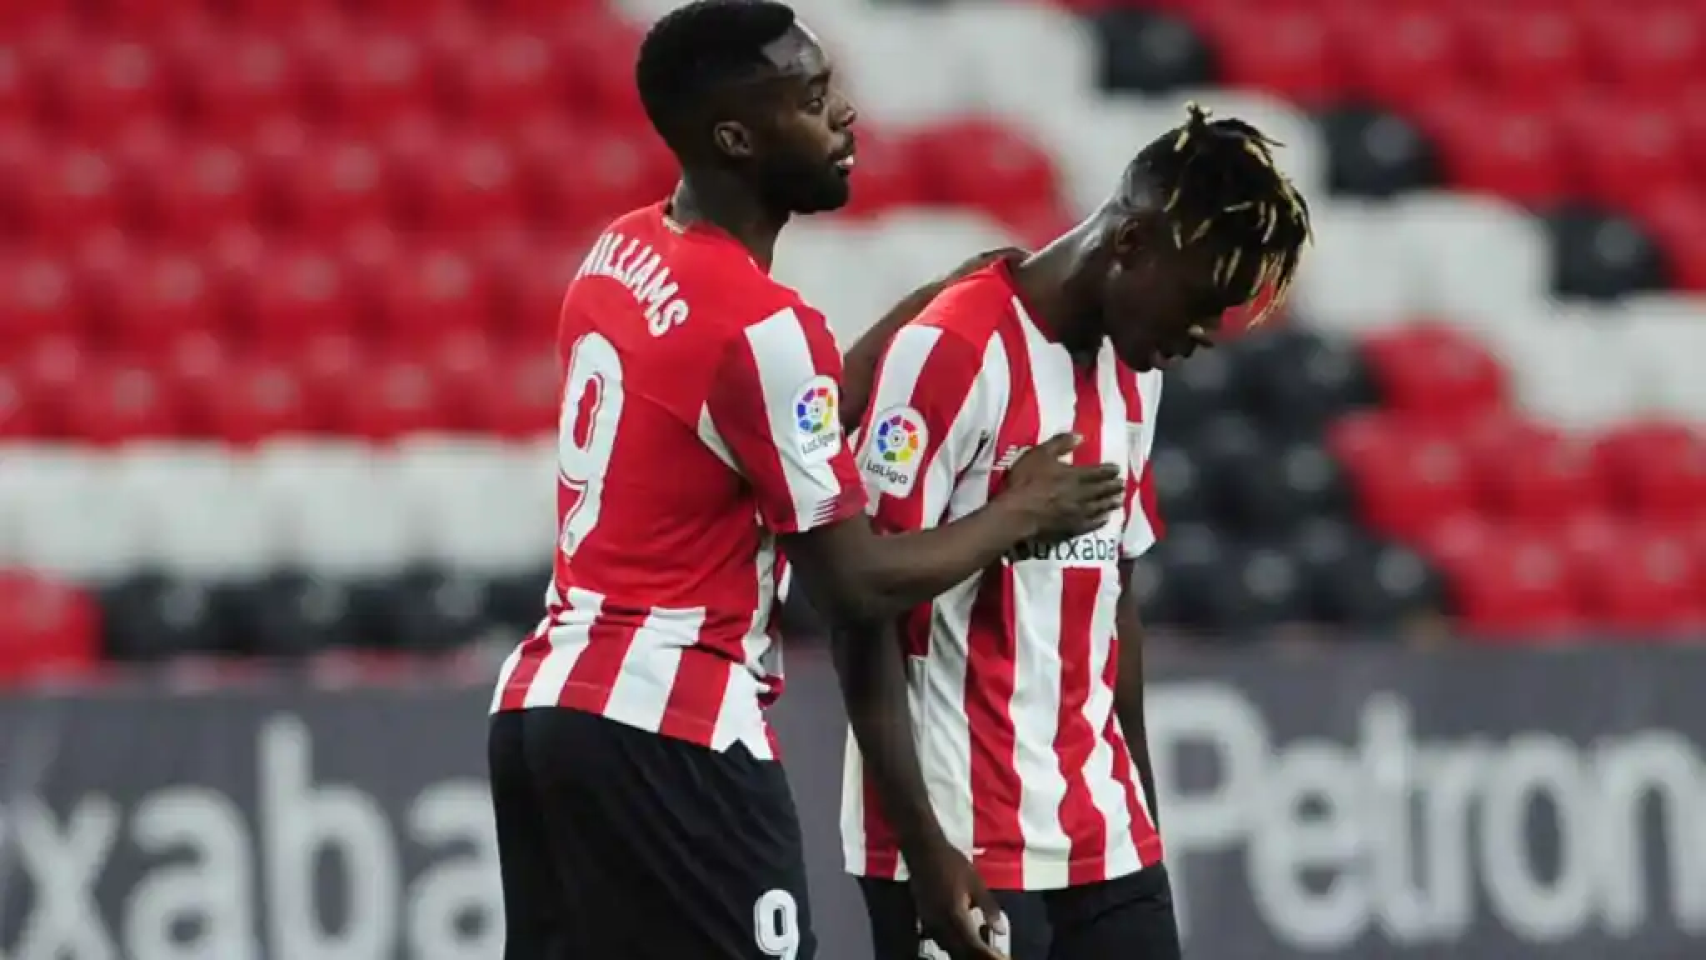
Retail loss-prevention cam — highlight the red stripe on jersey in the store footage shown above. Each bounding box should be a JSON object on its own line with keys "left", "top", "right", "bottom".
{"left": 659, "top": 644, "right": 733, "bottom": 742}
{"left": 559, "top": 615, "right": 640, "bottom": 714}
{"left": 965, "top": 324, "right": 1036, "bottom": 887}
{"left": 1057, "top": 363, "right": 1109, "bottom": 885}
{"left": 862, "top": 773, "right": 901, "bottom": 877}
{"left": 497, "top": 633, "right": 550, "bottom": 712}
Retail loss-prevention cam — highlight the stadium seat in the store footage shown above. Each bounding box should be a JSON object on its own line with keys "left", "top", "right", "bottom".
{"left": 1328, "top": 6, "right": 1462, "bottom": 115}
{"left": 0, "top": 572, "right": 100, "bottom": 685}
{"left": 49, "top": 40, "right": 166, "bottom": 134}
{"left": 177, "top": 34, "right": 307, "bottom": 134}
{"left": 440, "top": 29, "right": 564, "bottom": 126}
{"left": 1360, "top": 324, "right": 1506, "bottom": 426}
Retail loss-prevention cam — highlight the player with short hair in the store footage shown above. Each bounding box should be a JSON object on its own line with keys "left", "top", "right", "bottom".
{"left": 485, "top": 3, "right": 1126, "bottom": 960}
{"left": 842, "top": 103, "right": 1312, "bottom": 960}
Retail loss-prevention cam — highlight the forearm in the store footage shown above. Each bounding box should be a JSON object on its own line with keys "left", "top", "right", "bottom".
{"left": 1113, "top": 583, "right": 1160, "bottom": 830}
{"left": 830, "top": 619, "right": 950, "bottom": 859}
{"left": 841, "top": 281, "right": 947, "bottom": 431}
{"left": 860, "top": 500, "right": 1038, "bottom": 615}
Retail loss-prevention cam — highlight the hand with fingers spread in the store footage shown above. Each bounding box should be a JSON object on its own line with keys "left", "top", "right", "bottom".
{"left": 910, "top": 841, "right": 1010, "bottom": 960}
{"left": 996, "top": 432, "right": 1127, "bottom": 542}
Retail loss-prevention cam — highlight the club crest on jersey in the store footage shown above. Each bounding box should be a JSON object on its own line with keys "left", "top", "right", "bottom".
{"left": 861, "top": 406, "right": 928, "bottom": 498}
{"left": 792, "top": 375, "right": 843, "bottom": 463}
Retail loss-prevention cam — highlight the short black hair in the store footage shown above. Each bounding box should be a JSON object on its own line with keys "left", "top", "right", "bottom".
{"left": 635, "top": 0, "right": 799, "bottom": 153}
{"left": 1121, "top": 102, "right": 1313, "bottom": 324}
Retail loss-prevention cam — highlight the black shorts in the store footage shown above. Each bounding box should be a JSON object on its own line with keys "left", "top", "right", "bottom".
{"left": 859, "top": 864, "right": 1180, "bottom": 960}
{"left": 489, "top": 708, "right": 816, "bottom": 960}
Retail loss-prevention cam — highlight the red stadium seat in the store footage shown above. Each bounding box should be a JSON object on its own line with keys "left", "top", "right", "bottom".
{"left": 1580, "top": 5, "right": 1706, "bottom": 97}
{"left": 910, "top": 121, "right": 1062, "bottom": 226}
{"left": 1435, "top": 525, "right": 1584, "bottom": 640}
{"left": 60, "top": 361, "right": 182, "bottom": 444}
{"left": 130, "top": 142, "right": 257, "bottom": 239}
{"left": 0, "top": 364, "right": 35, "bottom": 439}
{"left": 559, "top": 15, "right": 646, "bottom": 127}
{"left": 440, "top": 29, "right": 562, "bottom": 126}
{"left": 1329, "top": 6, "right": 1463, "bottom": 114}
{"left": 292, "top": 331, "right": 370, "bottom": 430}
{"left": 0, "top": 573, "right": 100, "bottom": 686}
{"left": 1413, "top": 94, "right": 1567, "bottom": 207}
{"left": 272, "top": 138, "right": 394, "bottom": 234}
{"left": 48, "top": 40, "right": 166, "bottom": 135}
{"left": 1555, "top": 96, "right": 1688, "bottom": 212}
{"left": 201, "top": 354, "right": 317, "bottom": 444}
{"left": 12, "top": 336, "right": 86, "bottom": 439}
{"left": 377, "top": 249, "right": 494, "bottom": 345}
{"left": 1328, "top": 412, "right": 1475, "bottom": 540}
{"left": 1459, "top": 9, "right": 1587, "bottom": 101}
{"left": 239, "top": 251, "right": 359, "bottom": 345}
{"left": 334, "top": 352, "right": 450, "bottom": 440}
{"left": 425, "top": 327, "right": 502, "bottom": 429}
{"left": 1572, "top": 526, "right": 1705, "bottom": 632}
{"left": 22, "top": 147, "right": 123, "bottom": 243}
{"left": 1359, "top": 323, "right": 1506, "bottom": 425}
{"left": 0, "top": 37, "right": 39, "bottom": 127}
{"left": 553, "top": 126, "right": 675, "bottom": 230}
{"left": 178, "top": 34, "right": 306, "bottom": 136}
{"left": 1595, "top": 422, "right": 1706, "bottom": 522}
{"left": 1628, "top": 186, "right": 1706, "bottom": 292}
{"left": 413, "top": 139, "right": 523, "bottom": 233}
{"left": 106, "top": 254, "right": 222, "bottom": 352}
{"left": 1200, "top": 7, "right": 1338, "bottom": 106}
{"left": 1, "top": 256, "right": 84, "bottom": 356}
{"left": 841, "top": 128, "right": 929, "bottom": 217}
{"left": 1467, "top": 420, "right": 1606, "bottom": 525}
{"left": 467, "top": 343, "right": 560, "bottom": 437}
{"left": 156, "top": 330, "right": 231, "bottom": 436}
{"left": 319, "top": 31, "right": 431, "bottom": 128}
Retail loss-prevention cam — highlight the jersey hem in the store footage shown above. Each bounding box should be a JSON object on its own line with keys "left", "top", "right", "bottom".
{"left": 841, "top": 840, "right": 1165, "bottom": 891}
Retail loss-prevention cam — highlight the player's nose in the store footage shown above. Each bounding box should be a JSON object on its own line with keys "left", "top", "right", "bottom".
{"left": 834, "top": 93, "right": 858, "bottom": 131}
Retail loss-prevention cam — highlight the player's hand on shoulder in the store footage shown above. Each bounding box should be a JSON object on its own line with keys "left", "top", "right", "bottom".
{"left": 939, "top": 248, "right": 1028, "bottom": 286}
{"left": 909, "top": 842, "right": 1009, "bottom": 960}
{"left": 999, "top": 433, "right": 1125, "bottom": 541}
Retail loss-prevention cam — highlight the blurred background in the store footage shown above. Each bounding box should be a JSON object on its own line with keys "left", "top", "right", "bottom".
{"left": 2, "top": 0, "right": 1705, "bottom": 957}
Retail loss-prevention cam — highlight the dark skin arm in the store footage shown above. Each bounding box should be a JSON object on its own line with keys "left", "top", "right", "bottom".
{"left": 1114, "top": 559, "right": 1160, "bottom": 831}
{"left": 840, "top": 249, "right": 1027, "bottom": 432}
{"left": 787, "top": 530, "right": 1006, "bottom": 960}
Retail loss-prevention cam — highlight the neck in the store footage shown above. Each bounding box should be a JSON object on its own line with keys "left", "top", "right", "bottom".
{"left": 1013, "top": 223, "right": 1103, "bottom": 361}
{"left": 669, "top": 170, "right": 788, "bottom": 269}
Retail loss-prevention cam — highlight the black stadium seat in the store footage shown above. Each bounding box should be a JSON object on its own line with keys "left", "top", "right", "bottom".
{"left": 227, "top": 572, "right": 370, "bottom": 657}
{"left": 1090, "top": 11, "right": 1215, "bottom": 96}
{"left": 1230, "top": 326, "right": 1375, "bottom": 439}
{"left": 1317, "top": 104, "right": 1438, "bottom": 198}
{"left": 100, "top": 573, "right": 229, "bottom": 661}
{"left": 1544, "top": 205, "right": 1666, "bottom": 300}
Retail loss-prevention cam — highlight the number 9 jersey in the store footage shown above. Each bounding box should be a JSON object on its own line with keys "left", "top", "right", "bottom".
{"left": 490, "top": 202, "right": 867, "bottom": 759}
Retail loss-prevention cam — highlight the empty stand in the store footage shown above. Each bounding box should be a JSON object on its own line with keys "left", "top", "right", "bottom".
{"left": 3, "top": 0, "right": 1706, "bottom": 677}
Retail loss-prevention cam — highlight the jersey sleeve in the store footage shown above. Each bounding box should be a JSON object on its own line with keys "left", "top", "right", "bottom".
{"left": 1121, "top": 372, "right": 1165, "bottom": 558}
{"left": 855, "top": 324, "right": 994, "bottom": 533}
{"left": 702, "top": 304, "right": 866, "bottom": 534}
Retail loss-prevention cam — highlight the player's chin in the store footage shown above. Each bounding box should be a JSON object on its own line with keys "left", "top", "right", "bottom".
{"left": 793, "top": 177, "right": 852, "bottom": 214}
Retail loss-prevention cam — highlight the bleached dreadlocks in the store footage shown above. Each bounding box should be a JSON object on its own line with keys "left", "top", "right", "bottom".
{"left": 1119, "top": 102, "right": 1312, "bottom": 325}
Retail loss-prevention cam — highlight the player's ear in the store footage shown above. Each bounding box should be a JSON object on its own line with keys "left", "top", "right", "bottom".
{"left": 1110, "top": 215, "right": 1148, "bottom": 265}
{"left": 712, "top": 121, "right": 756, "bottom": 160}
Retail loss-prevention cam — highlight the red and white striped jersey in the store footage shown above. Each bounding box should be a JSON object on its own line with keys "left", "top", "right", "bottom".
{"left": 841, "top": 261, "right": 1165, "bottom": 891}
{"left": 492, "top": 203, "right": 865, "bottom": 761}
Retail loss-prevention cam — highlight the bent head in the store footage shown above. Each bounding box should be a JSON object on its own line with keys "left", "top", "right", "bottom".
{"left": 636, "top": 0, "right": 858, "bottom": 216}
{"left": 1082, "top": 104, "right": 1313, "bottom": 371}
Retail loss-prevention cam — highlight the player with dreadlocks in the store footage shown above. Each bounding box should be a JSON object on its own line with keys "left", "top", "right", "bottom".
{"left": 841, "top": 103, "right": 1311, "bottom": 960}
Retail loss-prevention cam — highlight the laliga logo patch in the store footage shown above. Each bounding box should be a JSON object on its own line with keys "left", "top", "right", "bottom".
{"left": 792, "top": 375, "right": 842, "bottom": 463}
{"left": 862, "top": 406, "right": 928, "bottom": 498}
